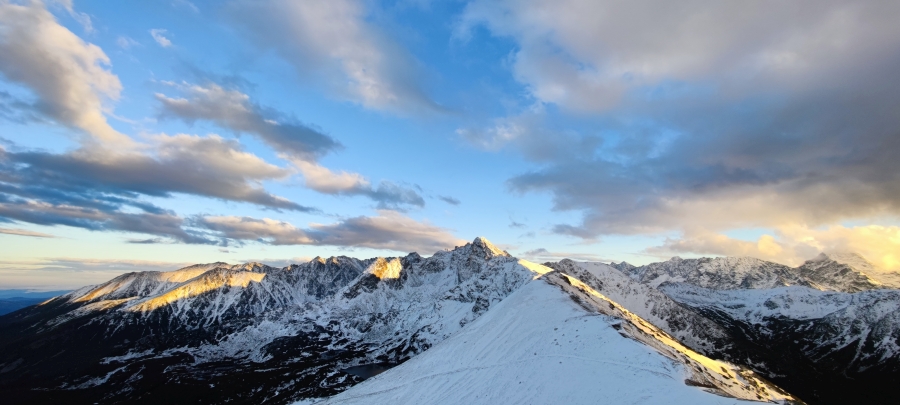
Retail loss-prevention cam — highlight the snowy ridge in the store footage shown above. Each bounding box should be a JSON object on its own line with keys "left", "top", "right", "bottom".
{"left": 316, "top": 267, "right": 796, "bottom": 404}
{"left": 545, "top": 259, "right": 734, "bottom": 357}
{"left": 546, "top": 271, "right": 795, "bottom": 403}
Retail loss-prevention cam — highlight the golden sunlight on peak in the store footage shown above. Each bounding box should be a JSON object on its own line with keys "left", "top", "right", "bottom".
{"left": 368, "top": 257, "right": 403, "bottom": 280}
{"left": 517, "top": 259, "right": 554, "bottom": 279}
{"left": 128, "top": 272, "right": 266, "bottom": 312}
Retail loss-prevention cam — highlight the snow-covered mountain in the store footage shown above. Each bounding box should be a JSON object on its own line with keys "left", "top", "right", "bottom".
{"left": 544, "top": 259, "right": 735, "bottom": 359}
{"left": 317, "top": 272, "right": 794, "bottom": 405}
{"left": 0, "top": 238, "right": 801, "bottom": 405}
{"left": 608, "top": 253, "right": 900, "bottom": 405}
{"left": 615, "top": 252, "right": 900, "bottom": 293}
{"left": 796, "top": 252, "right": 900, "bottom": 292}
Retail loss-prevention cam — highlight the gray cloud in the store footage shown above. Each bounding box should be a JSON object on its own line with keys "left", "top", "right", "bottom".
{"left": 225, "top": 0, "right": 440, "bottom": 114}
{"left": 157, "top": 82, "right": 426, "bottom": 209}
{"left": 461, "top": 0, "right": 900, "bottom": 239}
{"left": 156, "top": 83, "right": 342, "bottom": 160}
{"left": 439, "top": 195, "right": 461, "bottom": 206}
{"left": 0, "top": 133, "right": 317, "bottom": 243}
{"left": 0, "top": 198, "right": 210, "bottom": 244}
{"left": 198, "top": 210, "right": 465, "bottom": 254}
{"left": 4, "top": 135, "right": 311, "bottom": 212}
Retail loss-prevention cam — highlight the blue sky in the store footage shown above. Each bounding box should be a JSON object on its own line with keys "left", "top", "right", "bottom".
{"left": 2, "top": 0, "right": 900, "bottom": 289}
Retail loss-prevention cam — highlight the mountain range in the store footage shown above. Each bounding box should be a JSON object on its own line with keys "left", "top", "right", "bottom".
{"left": 0, "top": 238, "right": 897, "bottom": 404}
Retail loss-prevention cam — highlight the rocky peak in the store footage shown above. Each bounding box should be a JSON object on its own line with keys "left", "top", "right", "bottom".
{"left": 470, "top": 237, "right": 510, "bottom": 259}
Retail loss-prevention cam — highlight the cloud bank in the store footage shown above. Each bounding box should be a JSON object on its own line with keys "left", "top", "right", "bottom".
{"left": 461, "top": 0, "right": 900, "bottom": 250}
{"left": 198, "top": 210, "right": 465, "bottom": 254}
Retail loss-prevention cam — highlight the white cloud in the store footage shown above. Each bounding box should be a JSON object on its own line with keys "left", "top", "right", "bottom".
{"left": 116, "top": 36, "right": 139, "bottom": 49}
{"left": 227, "top": 0, "right": 436, "bottom": 113}
{"left": 0, "top": 0, "right": 129, "bottom": 145}
{"left": 648, "top": 224, "right": 900, "bottom": 271}
{"left": 149, "top": 28, "right": 172, "bottom": 47}
{"left": 293, "top": 160, "right": 369, "bottom": 194}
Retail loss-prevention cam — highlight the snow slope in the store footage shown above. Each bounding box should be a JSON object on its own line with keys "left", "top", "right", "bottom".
{"left": 316, "top": 272, "right": 795, "bottom": 405}
{"left": 545, "top": 259, "right": 734, "bottom": 358}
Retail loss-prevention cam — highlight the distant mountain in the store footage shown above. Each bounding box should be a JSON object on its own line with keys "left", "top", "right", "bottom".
{"left": 611, "top": 253, "right": 900, "bottom": 405}
{"left": 0, "top": 238, "right": 798, "bottom": 405}
{"left": 614, "top": 252, "right": 900, "bottom": 293}
{"left": 796, "top": 252, "right": 900, "bottom": 292}
{"left": 0, "top": 290, "right": 70, "bottom": 316}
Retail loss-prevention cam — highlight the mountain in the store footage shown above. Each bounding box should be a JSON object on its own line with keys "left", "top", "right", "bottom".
{"left": 796, "top": 252, "right": 900, "bottom": 292}
{"left": 614, "top": 253, "right": 900, "bottom": 293}
{"left": 611, "top": 253, "right": 900, "bottom": 405}
{"left": 0, "top": 290, "right": 71, "bottom": 316}
{"left": 317, "top": 271, "right": 794, "bottom": 405}
{"left": 0, "top": 238, "right": 798, "bottom": 405}
{"left": 614, "top": 256, "right": 808, "bottom": 290}
{"left": 543, "top": 259, "right": 735, "bottom": 358}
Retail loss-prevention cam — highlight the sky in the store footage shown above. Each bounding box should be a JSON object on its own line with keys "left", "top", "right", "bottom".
{"left": 1, "top": 0, "right": 899, "bottom": 290}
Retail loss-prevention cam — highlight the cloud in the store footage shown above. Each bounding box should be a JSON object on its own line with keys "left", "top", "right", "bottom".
{"left": 438, "top": 195, "right": 460, "bottom": 206}
{"left": 647, "top": 224, "right": 900, "bottom": 271}
{"left": 0, "top": 197, "right": 212, "bottom": 244}
{"left": 240, "top": 256, "right": 313, "bottom": 269}
{"left": 49, "top": 0, "right": 93, "bottom": 33}
{"left": 458, "top": 0, "right": 900, "bottom": 257}
{"left": 0, "top": 257, "right": 196, "bottom": 289}
{"left": 294, "top": 161, "right": 425, "bottom": 209}
{"left": 0, "top": 133, "right": 317, "bottom": 243}
{"left": 0, "top": 0, "right": 129, "bottom": 145}
{"left": 519, "top": 247, "right": 612, "bottom": 263}
{"left": 149, "top": 28, "right": 172, "bottom": 47}
{"left": 156, "top": 82, "right": 341, "bottom": 160}
{"left": 157, "top": 82, "right": 425, "bottom": 209}
{"left": 198, "top": 210, "right": 465, "bottom": 254}
{"left": 0, "top": 227, "right": 54, "bottom": 238}
{"left": 226, "top": 0, "right": 438, "bottom": 113}
{"left": 460, "top": 1, "right": 900, "bottom": 113}
{"left": 116, "top": 36, "right": 139, "bottom": 49}
{"left": 4, "top": 134, "right": 310, "bottom": 212}
{"left": 171, "top": 0, "right": 199, "bottom": 13}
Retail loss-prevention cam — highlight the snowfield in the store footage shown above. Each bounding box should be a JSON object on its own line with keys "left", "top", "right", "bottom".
{"left": 313, "top": 279, "right": 788, "bottom": 405}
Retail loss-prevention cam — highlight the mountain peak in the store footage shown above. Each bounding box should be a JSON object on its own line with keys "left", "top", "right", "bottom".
{"left": 471, "top": 236, "right": 509, "bottom": 258}
{"left": 813, "top": 251, "right": 877, "bottom": 269}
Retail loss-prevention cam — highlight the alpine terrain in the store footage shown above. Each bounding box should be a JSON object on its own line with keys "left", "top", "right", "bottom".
{"left": 0, "top": 238, "right": 896, "bottom": 404}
